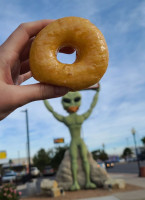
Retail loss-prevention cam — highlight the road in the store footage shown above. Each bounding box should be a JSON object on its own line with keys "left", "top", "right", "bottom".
{"left": 106, "top": 161, "right": 145, "bottom": 174}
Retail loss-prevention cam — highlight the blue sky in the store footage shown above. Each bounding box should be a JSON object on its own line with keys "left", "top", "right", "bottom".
{"left": 0, "top": 0, "right": 145, "bottom": 160}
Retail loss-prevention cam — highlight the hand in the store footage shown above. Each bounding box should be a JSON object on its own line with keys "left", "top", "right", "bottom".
{"left": 0, "top": 20, "right": 71, "bottom": 120}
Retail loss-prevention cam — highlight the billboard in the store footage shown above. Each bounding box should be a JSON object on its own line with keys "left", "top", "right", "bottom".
{"left": 0, "top": 151, "right": 7, "bottom": 159}
{"left": 54, "top": 138, "right": 64, "bottom": 143}
{"left": 0, "top": 151, "right": 8, "bottom": 164}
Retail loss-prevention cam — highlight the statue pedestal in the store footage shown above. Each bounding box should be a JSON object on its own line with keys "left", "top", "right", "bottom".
{"left": 56, "top": 150, "right": 109, "bottom": 190}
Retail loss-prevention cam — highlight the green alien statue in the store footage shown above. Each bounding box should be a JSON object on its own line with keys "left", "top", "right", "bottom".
{"left": 44, "top": 86, "right": 100, "bottom": 191}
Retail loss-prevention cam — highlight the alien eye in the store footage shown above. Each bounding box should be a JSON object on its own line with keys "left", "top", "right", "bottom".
{"left": 63, "top": 98, "right": 71, "bottom": 103}
{"left": 74, "top": 97, "right": 81, "bottom": 102}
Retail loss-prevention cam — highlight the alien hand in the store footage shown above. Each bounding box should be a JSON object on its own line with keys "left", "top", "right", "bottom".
{"left": 96, "top": 83, "right": 100, "bottom": 92}
{"left": 89, "top": 83, "right": 100, "bottom": 91}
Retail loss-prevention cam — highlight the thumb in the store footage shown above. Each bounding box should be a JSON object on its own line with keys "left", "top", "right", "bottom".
{"left": 14, "top": 83, "right": 69, "bottom": 106}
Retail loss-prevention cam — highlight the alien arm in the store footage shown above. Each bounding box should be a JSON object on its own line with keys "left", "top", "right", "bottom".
{"left": 44, "top": 100, "right": 65, "bottom": 122}
{"left": 82, "top": 90, "right": 99, "bottom": 120}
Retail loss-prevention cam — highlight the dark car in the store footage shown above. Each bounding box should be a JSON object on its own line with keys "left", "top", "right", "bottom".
{"left": 43, "top": 166, "right": 55, "bottom": 176}
{"left": 105, "top": 161, "right": 114, "bottom": 168}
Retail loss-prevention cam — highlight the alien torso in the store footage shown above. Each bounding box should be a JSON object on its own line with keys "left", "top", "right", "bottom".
{"left": 62, "top": 92, "right": 85, "bottom": 138}
{"left": 64, "top": 113, "right": 84, "bottom": 126}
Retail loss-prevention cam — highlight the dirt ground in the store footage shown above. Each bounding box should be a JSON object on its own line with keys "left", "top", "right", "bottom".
{"left": 21, "top": 184, "right": 142, "bottom": 200}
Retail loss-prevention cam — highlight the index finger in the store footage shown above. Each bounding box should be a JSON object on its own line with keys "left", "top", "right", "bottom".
{"left": 2, "top": 19, "right": 54, "bottom": 55}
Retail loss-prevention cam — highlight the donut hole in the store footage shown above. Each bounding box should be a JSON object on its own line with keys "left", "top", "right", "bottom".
{"left": 57, "top": 46, "right": 77, "bottom": 64}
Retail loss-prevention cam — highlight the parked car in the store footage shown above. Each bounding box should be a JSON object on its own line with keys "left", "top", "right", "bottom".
{"left": 31, "top": 167, "right": 40, "bottom": 177}
{"left": 2, "top": 171, "right": 17, "bottom": 183}
{"left": 97, "top": 161, "right": 106, "bottom": 169}
{"left": 119, "top": 158, "right": 125, "bottom": 163}
{"left": 126, "top": 157, "right": 137, "bottom": 162}
{"left": 105, "top": 161, "right": 114, "bottom": 168}
{"left": 43, "top": 166, "right": 55, "bottom": 176}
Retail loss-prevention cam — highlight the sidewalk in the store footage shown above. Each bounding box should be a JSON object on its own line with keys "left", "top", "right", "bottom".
{"left": 109, "top": 173, "right": 145, "bottom": 188}
{"left": 78, "top": 173, "right": 145, "bottom": 200}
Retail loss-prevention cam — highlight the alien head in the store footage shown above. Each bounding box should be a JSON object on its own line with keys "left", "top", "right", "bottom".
{"left": 62, "top": 92, "right": 81, "bottom": 113}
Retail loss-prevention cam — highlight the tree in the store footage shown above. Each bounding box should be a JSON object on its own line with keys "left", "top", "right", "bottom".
{"left": 122, "top": 147, "right": 133, "bottom": 159}
{"left": 33, "top": 148, "right": 51, "bottom": 172}
{"left": 51, "top": 145, "right": 69, "bottom": 169}
{"left": 91, "top": 149, "right": 108, "bottom": 161}
{"left": 141, "top": 137, "right": 145, "bottom": 146}
{"left": 33, "top": 146, "right": 69, "bottom": 172}
{"left": 99, "top": 150, "right": 108, "bottom": 161}
{"left": 9, "top": 159, "right": 13, "bottom": 165}
{"left": 91, "top": 149, "right": 101, "bottom": 160}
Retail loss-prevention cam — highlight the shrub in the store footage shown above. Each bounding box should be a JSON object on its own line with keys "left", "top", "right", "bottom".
{"left": 0, "top": 183, "right": 21, "bottom": 200}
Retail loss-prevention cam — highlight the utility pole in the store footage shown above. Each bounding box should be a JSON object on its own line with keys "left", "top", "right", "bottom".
{"left": 22, "top": 109, "right": 31, "bottom": 179}
{"left": 102, "top": 143, "right": 105, "bottom": 152}
{"left": 131, "top": 128, "right": 141, "bottom": 177}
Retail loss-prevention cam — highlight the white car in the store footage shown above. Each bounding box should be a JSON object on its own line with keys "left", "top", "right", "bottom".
{"left": 2, "top": 171, "right": 17, "bottom": 183}
{"left": 31, "top": 167, "right": 40, "bottom": 177}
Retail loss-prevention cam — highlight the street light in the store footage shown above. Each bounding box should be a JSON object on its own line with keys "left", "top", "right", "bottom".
{"left": 131, "top": 128, "right": 141, "bottom": 177}
{"left": 22, "top": 109, "right": 31, "bottom": 179}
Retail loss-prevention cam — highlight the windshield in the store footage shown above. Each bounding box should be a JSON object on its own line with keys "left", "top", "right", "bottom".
{"left": 4, "top": 173, "right": 16, "bottom": 176}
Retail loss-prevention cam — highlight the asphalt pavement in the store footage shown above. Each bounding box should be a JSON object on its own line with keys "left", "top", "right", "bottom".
{"left": 106, "top": 161, "right": 145, "bottom": 174}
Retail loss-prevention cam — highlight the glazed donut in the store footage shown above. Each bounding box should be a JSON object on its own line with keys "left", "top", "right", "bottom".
{"left": 30, "top": 17, "right": 109, "bottom": 90}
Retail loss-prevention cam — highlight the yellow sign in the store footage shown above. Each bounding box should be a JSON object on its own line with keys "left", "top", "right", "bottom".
{"left": 54, "top": 138, "right": 64, "bottom": 143}
{"left": 0, "top": 151, "right": 7, "bottom": 159}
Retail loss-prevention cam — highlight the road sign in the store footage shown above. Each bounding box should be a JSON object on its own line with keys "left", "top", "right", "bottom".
{"left": 54, "top": 138, "right": 64, "bottom": 143}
